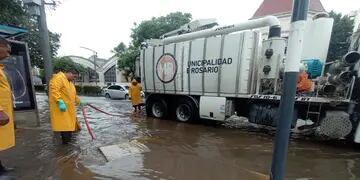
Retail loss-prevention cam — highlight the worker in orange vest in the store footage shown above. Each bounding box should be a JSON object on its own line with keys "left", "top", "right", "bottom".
{"left": 297, "top": 66, "right": 312, "bottom": 93}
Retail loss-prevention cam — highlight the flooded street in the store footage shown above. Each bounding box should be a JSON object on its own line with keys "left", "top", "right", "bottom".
{"left": 1, "top": 94, "right": 360, "bottom": 180}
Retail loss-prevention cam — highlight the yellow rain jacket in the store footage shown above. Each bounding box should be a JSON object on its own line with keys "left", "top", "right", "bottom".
{"left": 49, "top": 72, "right": 80, "bottom": 132}
{"left": 0, "top": 64, "right": 15, "bottom": 151}
{"left": 129, "top": 80, "right": 142, "bottom": 106}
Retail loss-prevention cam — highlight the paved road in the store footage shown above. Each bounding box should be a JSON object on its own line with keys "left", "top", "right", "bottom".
{"left": 0, "top": 94, "right": 359, "bottom": 180}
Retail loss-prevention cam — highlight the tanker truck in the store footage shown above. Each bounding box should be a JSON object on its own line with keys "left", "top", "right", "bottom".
{"left": 138, "top": 14, "right": 360, "bottom": 142}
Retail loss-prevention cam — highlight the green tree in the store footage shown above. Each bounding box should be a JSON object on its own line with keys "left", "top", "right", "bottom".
{"left": 25, "top": 28, "right": 61, "bottom": 69}
{"left": 115, "top": 12, "right": 192, "bottom": 79}
{"left": 0, "top": 0, "right": 61, "bottom": 68}
{"left": 0, "top": 0, "right": 28, "bottom": 25}
{"left": 53, "top": 56, "right": 86, "bottom": 74}
{"left": 112, "top": 42, "right": 127, "bottom": 56}
{"left": 327, "top": 11, "right": 354, "bottom": 62}
{"left": 130, "top": 12, "right": 192, "bottom": 47}
{"left": 117, "top": 45, "right": 139, "bottom": 72}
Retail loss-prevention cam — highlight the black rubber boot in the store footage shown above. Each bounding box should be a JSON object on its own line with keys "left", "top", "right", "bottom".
{"left": 0, "top": 161, "right": 14, "bottom": 176}
{"left": 60, "top": 132, "right": 72, "bottom": 145}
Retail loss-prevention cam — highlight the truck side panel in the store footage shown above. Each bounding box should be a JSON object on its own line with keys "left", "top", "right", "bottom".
{"left": 164, "top": 44, "right": 176, "bottom": 92}
{"left": 144, "top": 48, "right": 154, "bottom": 91}
{"left": 178, "top": 42, "right": 190, "bottom": 94}
{"left": 240, "top": 32, "right": 257, "bottom": 94}
{"left": 189, "top": 38, "right": 205, "bottom": 94}
{"left": 220, "top": 33, "right": 243, "bottom": 94}
{"left": 154, "top": 47, "right": 164, "bottom": 92}
{"left": 204, "top": 36, "right": 221, "bottom": 94}
{"left": 142, "top": 31, "right": 260, "bottom": 96}
{"left": 140, "top": 49, "right": 145, "bottom": 91}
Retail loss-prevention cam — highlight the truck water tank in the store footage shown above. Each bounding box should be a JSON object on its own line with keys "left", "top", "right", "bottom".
{"left": 302, "top": 59, "right": 323, "bottom": 78}
{"left": 301, "top": 15, "right": 333, "bottom": 64}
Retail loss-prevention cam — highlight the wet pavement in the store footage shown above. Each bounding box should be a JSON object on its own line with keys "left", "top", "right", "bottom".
{"left": 1, "top": 93, "right": 360, "bottom": 180}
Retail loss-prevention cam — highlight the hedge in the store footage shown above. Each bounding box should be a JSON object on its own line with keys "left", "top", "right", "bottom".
{"left": 75, "top": 85, "right": 102, "bottom": 96}
{"left": 34, "top": 85, "right": 102, "bottom": 96}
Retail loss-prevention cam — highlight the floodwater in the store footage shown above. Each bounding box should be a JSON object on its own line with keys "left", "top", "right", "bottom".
{"left": 1, "top": 94, "right": 360, "bottom": 180}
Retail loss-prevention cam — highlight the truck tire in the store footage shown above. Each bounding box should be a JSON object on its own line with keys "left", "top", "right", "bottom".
{"left": 175, "top": 99, "right": 198, "bottom": 122}
{"left": 147, "top": 98, "right": 168, "bottom": 119}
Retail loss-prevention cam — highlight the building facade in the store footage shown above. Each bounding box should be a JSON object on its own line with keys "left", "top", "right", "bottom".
{"left": 66, "top": 55, "right": 127, "bottom": 87}
{"left": 251, "top": 0, "right": 326, "bottom": 38}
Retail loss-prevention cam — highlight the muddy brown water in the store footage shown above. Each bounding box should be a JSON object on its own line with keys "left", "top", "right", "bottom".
{"left": 0, "top": 94, "right": 359, "bottom": 180}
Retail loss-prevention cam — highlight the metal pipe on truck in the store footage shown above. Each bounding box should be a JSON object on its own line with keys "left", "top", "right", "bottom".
{"left": 161, "top": 16, "right": 281, "bottom": 45}
{"left": 320, "top": 84, "right": 337, "bottom": 94}
{"left": 329, "top": 51, "right": 360, "bottom": 74}
{"left": 328, "top": 71, "right": 354, "bottom": 85}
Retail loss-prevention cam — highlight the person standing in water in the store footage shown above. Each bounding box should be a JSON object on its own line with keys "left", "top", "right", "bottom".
{"left": 128, "top": 78, "right": 142, "bottom": 113}
{"left": 48, "top": 62, "right": 85, "bottom": 144}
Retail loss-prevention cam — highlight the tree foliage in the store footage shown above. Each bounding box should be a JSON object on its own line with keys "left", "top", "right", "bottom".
{"left": 25, "top": 28, "right": 61, "bottom": 69}
{"left": 112, "top": 42, "right": 126, "bottom": 56}
{"left": 130, "top": 12, "right": 192, "bottom": 47}
{"left": 115, "top": 12, "right": 192, "bottom": 78}
{"left": 117, "top": 45, "right": 139, "bottom": 72}
{"left": 53, "top": 56, "right": 86, "bottom": 74}
{"left": 327, "top": 11, "right": 354, "bottom": 62}
{"left": 0, "top": 0, "right": 61, "bottom": 68}
{"left": 0, "top": 0, "right": 28, "bottom": 25}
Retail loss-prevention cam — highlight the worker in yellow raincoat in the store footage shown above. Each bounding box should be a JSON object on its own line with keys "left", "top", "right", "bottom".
{"left": 128, "top": 78, "right": 142, "bottom": 113}
{"left": 49, "top": 61, "right": 85, "bottom": 144}
{"left": 0, "top": 37, "right": 15, "bottom": 175}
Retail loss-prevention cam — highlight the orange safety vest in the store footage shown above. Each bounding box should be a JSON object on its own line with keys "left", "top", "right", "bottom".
{"left": 297, "top": 71, "right": 312, "bottom": 93}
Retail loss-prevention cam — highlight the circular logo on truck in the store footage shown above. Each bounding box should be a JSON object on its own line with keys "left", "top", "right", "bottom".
{"left": 156, "top": 53, "right": 177, "bottom": 83}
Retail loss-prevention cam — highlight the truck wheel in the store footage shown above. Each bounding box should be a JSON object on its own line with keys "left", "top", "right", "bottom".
{"left": 149, "top": 99, "right": 168, "bottom": 119}
{"left": 175, "top": 99, "right": 198, "bottom": 122}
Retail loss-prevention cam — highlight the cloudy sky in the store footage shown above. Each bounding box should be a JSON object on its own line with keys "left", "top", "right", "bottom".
{"left": 46, "top": 0, "right": 359, "bottom": 59}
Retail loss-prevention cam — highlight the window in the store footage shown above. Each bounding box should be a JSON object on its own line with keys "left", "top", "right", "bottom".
{"left": 88, "top": 68, "right": 99, "bottom": 82}
{"left": 75, "top": 73, "right": 84, "bottom": 82}
{"left": 113, "top": 85, "right": 121, "bottom": 90}
{"left": 119, "top": 87, "right": 125, "bottom": 91}
{"left": 108, "top": 85, "right": 120, "bottom": 90}
{"left": 108, "top": 85, "right": 116, "bottom": 90}
{"left": 104, "top": 66, "right": 116, "bottom": 83}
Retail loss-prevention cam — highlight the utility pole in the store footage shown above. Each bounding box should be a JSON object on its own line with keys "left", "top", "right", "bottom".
{"left": 270, "top": 0, "right": 309, "bottom": 180}
{"left": 39, "top": 0, "right": 53, "bottom": 85}
{"left": 24, "top": 0, "right": 54, "bottom": 86}
{"left": 80, "top": 46, "right": 98, "bottom": 85}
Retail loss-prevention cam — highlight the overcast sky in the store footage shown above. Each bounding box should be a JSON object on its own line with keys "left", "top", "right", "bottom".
{"left": 46, "top": 0, "right": 360, "bottom": 59}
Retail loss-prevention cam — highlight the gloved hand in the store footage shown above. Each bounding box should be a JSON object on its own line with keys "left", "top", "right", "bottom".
{"left": 57, "top": 100, "right": 67, "bottom": 112}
